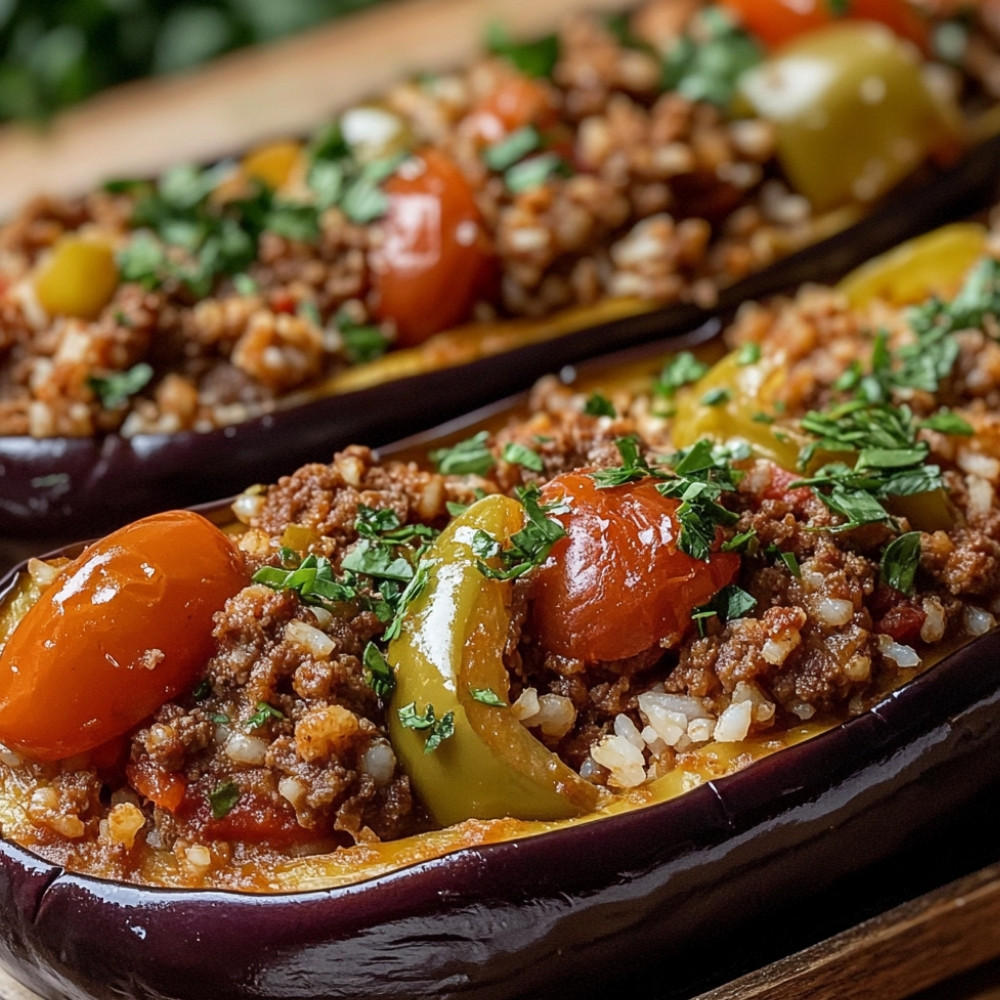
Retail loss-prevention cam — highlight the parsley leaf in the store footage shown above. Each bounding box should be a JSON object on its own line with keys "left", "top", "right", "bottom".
{"left": 470, "top": 687, "right": 506, "bottom": 707}
{"left": 692, "top": 584, "right": 757, "bottom": 635}
{"left": 661, "top": 6, "right": 762, "bottom": 107}
{"left": 486, "top": 22, "right": 560, "bottom": 77}
{"left": 483, "top": 125, "right": 542, "bottom": 172}
{"left": 363, "top": 642, "right": 395, "bottom": 699}
{"left": 430, "top": 431, "right": 496, "bottom": 476}
{"left": 397, "top": 701, "right": 455, "bottom": 753}
{"left": 208, "top": 780, "right": 241, "bottom": 820}
{"left": 245, "top": 701, "right": 284, "bottom": 730}
{"left": 654, "top": 351, "right": 709, "bottom": 399}
{"left": 87, "top": 362, "right": 154, "bottom": 409}
{"left": 880, "top": 531, "right": 922, "bottom": 595}
{"left": 476, "top": 484, "right": 567, "bottom": 580}
{"left": 584, "top": 392, "right": 616, "bottom": 417}
{"left": 590, "top": 435, "right": 655, "bottom": 488}
{"left": 502, "top": 441, "right": 544, "bottom": 472}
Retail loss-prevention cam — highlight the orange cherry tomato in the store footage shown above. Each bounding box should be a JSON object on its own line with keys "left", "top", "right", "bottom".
{"left": 371, "top": 149, "right": 496, "bottom": 348}
{"left": 528, "top": 473, "right": 740, "bottom": 663}
{"left": 465, "top": 75, "right": 559, "bottom": 143}
{"left": 720, "top": 0, "right": 929, "bottom": 50}
{"left": 0, "top": 511, "right": 247, "bottom": 760}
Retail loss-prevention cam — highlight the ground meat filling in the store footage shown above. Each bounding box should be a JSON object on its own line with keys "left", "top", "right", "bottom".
{"left": 2, "top": 1, "right": 999, "bottom": 440}
{"left": 5, "top": 231, "right": 1000, "bottom": 887}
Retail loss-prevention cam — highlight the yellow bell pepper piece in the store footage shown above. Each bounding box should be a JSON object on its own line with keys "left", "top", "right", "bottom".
{"left": 388, "top": 494, "right": 599, "bottom": 827}
{"left": 241, "top": 140, "right": 303, "bottom": 190}
{"left": 671, "top": 349, "right": 803, "bottom": 471}
{"left": 34, "top": 236, "right": 119, "bottom": 320}
{"left": 838, "top": 223, "right": 988, "bottom": 309}
{"left": 738, "top": 22, "right": 962, "bottom": 212}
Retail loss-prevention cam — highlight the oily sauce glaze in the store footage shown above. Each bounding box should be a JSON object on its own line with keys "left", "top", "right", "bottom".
{"left": 4, "top": 0, "right": 1000, "bottom": 539}
{"left": 0, "top": 244, "right": 1000, "bottom": 1000}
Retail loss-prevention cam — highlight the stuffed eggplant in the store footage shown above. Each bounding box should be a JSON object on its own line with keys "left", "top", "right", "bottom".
{"left": 3, "top": 221, "right": 1000, "bottom": 998}
{"left": 4, "top": 0, "right": 1000, "bottom": 539}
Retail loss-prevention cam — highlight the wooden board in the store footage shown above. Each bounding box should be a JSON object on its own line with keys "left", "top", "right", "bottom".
{"left": 0, "top": 0, "right": 633, "bottom": 219}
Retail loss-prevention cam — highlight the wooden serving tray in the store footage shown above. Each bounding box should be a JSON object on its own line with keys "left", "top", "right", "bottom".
{"left": 0, "top": 0, "right": 634, "bottom": 217}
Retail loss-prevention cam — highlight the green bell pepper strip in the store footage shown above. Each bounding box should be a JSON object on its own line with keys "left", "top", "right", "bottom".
{"left": 388, "top": 494, "right": 600, "bottom": 827}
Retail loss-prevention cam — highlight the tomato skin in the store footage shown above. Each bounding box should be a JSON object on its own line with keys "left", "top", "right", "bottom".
{"left": 464, "top": 75, "right": 558, "bottom": 143}
{"left": 720, "top": 0, "right": 929, "bottom": 50}
{"left": 371, "top": 149, "right": 495, "bottom": 347}
{"left": 528, "top": 474, "right": 740, "bottom": 663}
{"left": 0, "top": 511, "right": 247, "bottom": 761}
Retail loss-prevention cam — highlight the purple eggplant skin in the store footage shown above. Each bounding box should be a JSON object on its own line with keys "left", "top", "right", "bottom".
{"left": 4, "top": 134, "right": 1000, "bottom": 545}
{"left": 0, "top": 542, "right": 999, "bottom": 1000}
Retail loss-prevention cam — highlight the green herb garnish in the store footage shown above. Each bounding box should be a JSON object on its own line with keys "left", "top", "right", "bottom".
{"left": 429, "top": 431, "right": 496, "bottom": 476}
{"left": 363, "top": 642, "right": 395, "bottom": 699}
{"left": 87, "top": 362, "right": 154, "bottom": 410}
{"left": 880, "top": 531, "right": 922, "bottom": 595}
{"left": 397, "top": 701, "right": 456, "bottom": 753}
{"left": 245, "top": 701, "right": 284, "bottom": 730}
{"left": 208, "top": 780, "right": 241, "bottom": 819}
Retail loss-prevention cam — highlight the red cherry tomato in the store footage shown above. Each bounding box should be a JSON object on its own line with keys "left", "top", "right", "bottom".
{"left": 528, "top": 473, "right": 740, "bottom": 663}
{"left": 0, "top": 511, "right": 247, "bottom": 760}
{"left": 720, "top": 0, "right": 929, "bottom": 50}
{"left": 371, "top": 149, "right": 495, "bottom": 347}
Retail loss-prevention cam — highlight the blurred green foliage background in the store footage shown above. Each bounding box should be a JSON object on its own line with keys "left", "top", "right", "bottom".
{"left": 0, "top": 0, "right": 382, "bottom": 122}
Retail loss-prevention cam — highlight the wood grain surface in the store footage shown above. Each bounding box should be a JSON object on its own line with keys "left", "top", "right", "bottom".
{"left": 0, "top": 0, "right": 633, "bottom": 219}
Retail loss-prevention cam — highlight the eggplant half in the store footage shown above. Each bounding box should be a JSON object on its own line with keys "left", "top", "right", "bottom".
{"left": 0, "top": 586, "right": 998, "bottom": 1000}
{"left": 4, "top": 0, "right": 1000, "bottom": 545}
{"left": 3, "top": 135, "right": 1000, "bottom": 548}
{"left": 3, "top": 296, "right": 1000, "bottom": 997}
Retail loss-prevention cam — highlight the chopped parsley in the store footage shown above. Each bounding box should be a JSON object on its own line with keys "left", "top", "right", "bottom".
{"left": 502, "top": 441, "right": 544, "bottom": 472}
{"left": 590, "top": 435, "right": 654, "bottom": 488}
{"left": 245, "top": 701, "right": 284, "bottom": 730}
{"left": 653, "top": 351, "right": 709, "bottom": 399}
{"left": 920, "top": 410, "right": 973, "bottom": 436}
{"left": 363, "top": 642, "right": 395, "bottom": 699}
{"left": 483, "top": 125, "right": 542, "bottom": 172}
{"left": 397, "top": 701, "right": 455, "bottom": 753}
{"left": 701, "top": 387, "right": 732, "bottom": 407}
{"left": 429, "top": 431, "right": 496, "bottom": 476}
{"left": 254, "top": 507, "right": 438, "bottom": 644}
{"left": 880, "top": 531, "right": 922, "bottom": 596}
{"left": 504, "top": 152, "right": 572, "bottom": 193}
{"left": 658, "top": 439, "right": 746, "bottom": 561}
{"left": 584, "top": 392, "right": 616, "bottom": 418}
{"left": 736, "top": 342, "right": 762, "bottom": 366}
{"left": 337, "top": 313, "right": 389, "bottom": 364}
{"left": 87, "top": 362, "right": 154, "bottom": 410}
{"left": 475, "top": 484, "right": 568, "bottom": 580}
{"left": 692, "top": 584, "right": 757, "bottom": 635}
{"left": 306, "top": 123, "right": 407, "bottom": 224}
{"left": 469, "top": 687, "right": 506, "bottom": 707}
{"left": 661, "top": 6, "right": 762, "bottom": 108}
{"left": 208, "top": 780, "right": 241, "bottom": 820}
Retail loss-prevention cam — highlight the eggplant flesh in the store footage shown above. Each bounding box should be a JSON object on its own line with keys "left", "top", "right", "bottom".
{"left": 3, "top": 134, "right": 1000, "bottom": 549}
{"left": 0, "top": 617, "right": 998, "bottom": 1000}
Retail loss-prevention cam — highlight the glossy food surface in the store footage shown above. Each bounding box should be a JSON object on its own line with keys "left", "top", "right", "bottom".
{"left": 0, "top": 512, "right": 246, "bottom": 759}
{"left": 529, "top": 473, "right": 739, "bottom": 662}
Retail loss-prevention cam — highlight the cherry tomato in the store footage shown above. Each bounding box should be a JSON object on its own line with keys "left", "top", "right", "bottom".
{"left": 720, "top": 0, "right": 929, "bottom": 50}
{"left": 528, "top": 474, "right": 740, "bottom": 663}
{"left": 0, "top": 511, "right": 247, "bottom": 760}
{"left": 371, "top": 149, "right": 495, "bottom": 347}
{"left": 464, "top": 75, "right": 558, "bottom": 143}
